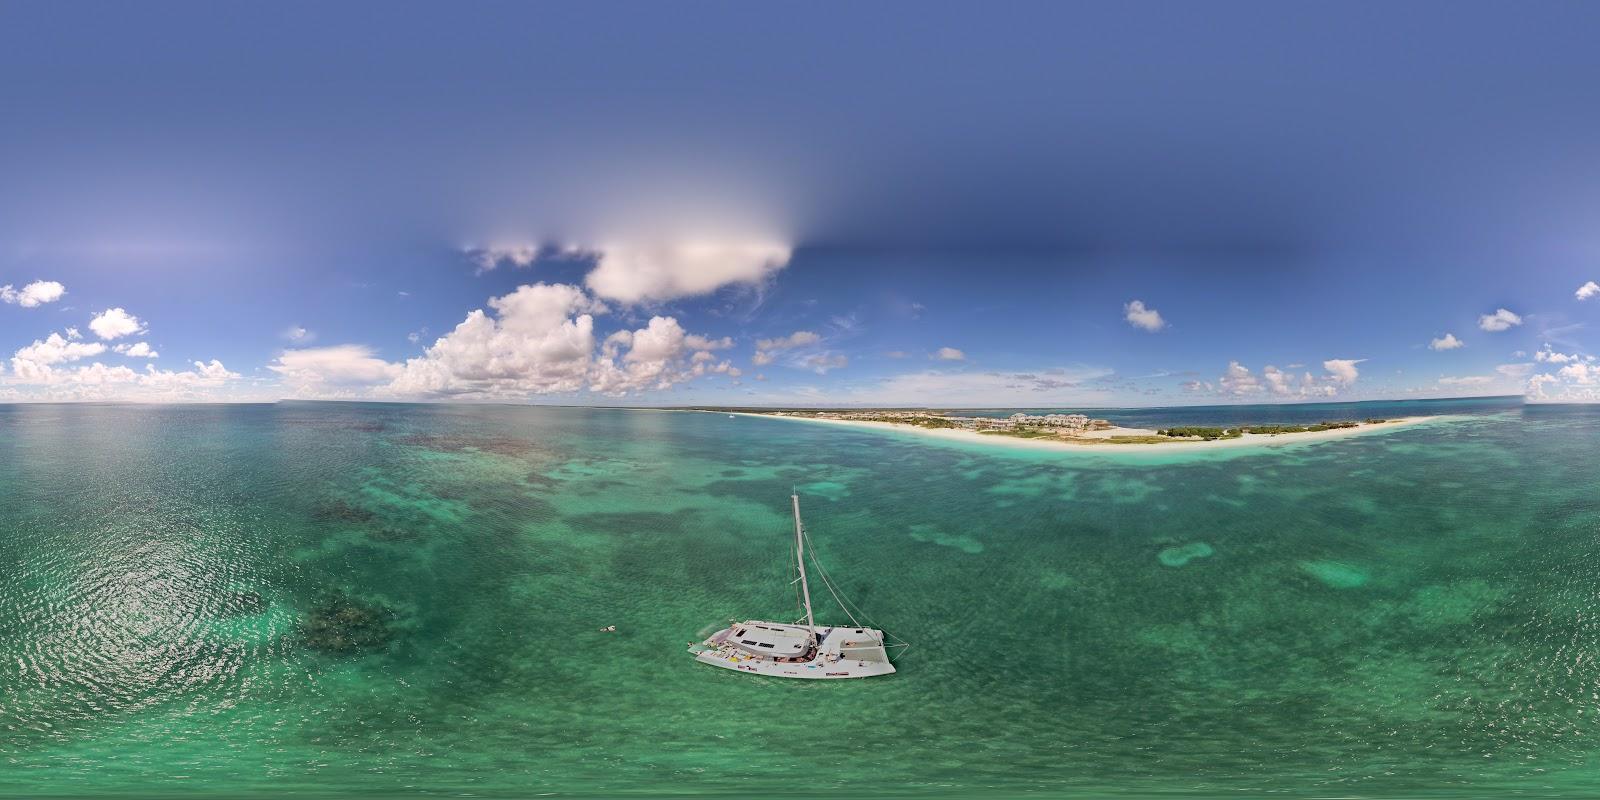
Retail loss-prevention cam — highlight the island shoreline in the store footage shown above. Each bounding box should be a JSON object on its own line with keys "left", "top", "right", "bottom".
{"left": 708, "top": 411, "right": 1441, "bottom": 453}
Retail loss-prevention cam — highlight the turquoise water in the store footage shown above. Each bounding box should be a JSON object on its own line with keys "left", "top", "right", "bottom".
{"left": 2, "top": 399, "right": 1598, "bottom": 797}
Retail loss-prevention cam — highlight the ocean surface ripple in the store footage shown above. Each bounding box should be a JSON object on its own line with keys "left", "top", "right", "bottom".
{"left": 1, "top": 398, "right": 1597, "bottom": 797}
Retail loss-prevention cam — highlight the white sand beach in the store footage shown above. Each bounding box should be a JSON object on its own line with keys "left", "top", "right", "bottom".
{"left": 719, "top": 412, "right": 1438, "bottom": 454}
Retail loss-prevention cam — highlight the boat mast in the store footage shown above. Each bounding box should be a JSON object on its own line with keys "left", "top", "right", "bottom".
{"left": 792, "top": 492, "right": 817, "bottom": 642}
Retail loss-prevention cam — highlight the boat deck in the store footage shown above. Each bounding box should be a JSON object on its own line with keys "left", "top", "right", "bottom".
{"left": 690, "top": 622, "right": 896, "bottom": 679}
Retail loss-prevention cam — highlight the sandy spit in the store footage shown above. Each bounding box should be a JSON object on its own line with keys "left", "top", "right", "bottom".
{"left": 711, "top": 412, "right": 1441, "bottom": 454}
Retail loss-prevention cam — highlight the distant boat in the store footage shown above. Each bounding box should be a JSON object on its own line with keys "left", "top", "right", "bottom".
{"left": 728, "top": 414, "right": 736, "bottom": 418}
{"left": 688, "top": 493, "right": 904, "bottom": 679}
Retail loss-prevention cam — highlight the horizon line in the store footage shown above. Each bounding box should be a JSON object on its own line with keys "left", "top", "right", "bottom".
{"left": 0, "top": 394, "right": 1531, "bottom": 410}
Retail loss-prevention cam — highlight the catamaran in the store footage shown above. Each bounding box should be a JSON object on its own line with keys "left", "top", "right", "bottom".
{"left": 688, "top": 493, "right": 905, "bottom": 679}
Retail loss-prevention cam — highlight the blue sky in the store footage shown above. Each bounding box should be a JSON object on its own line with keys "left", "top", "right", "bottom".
{"left": 2, "top": 2, "right": 1599, "bottom": 405}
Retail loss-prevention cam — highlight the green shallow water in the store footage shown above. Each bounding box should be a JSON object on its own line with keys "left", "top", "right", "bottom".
{"left": 2, "top": 400, "right": 1599, "bottom": 797}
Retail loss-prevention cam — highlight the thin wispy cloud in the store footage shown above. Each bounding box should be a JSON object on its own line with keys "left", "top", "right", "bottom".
{"left": 752, "top": 330, "right": 820, "bottom": 366}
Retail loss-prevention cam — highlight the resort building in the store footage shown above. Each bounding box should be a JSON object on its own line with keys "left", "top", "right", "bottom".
{"left": 765, "top": 409, "right": 1111, "bottom": 434}
{"left": 1008, "top": 413, "right": 1094, "bottom": 429}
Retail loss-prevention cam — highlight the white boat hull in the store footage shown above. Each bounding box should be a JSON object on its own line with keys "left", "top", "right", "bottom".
{"left": 690, "top": 621, "right": 897, "bottom": 680}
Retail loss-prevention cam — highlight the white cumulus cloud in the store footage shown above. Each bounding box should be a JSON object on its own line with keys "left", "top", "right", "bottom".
{"left": 88, "top": 308, "right": 146, "bottom": 340}
{"left": 1527, "top": 367, "right": 1600, "bottom": 403}
{"left": 1522, "top": 345, "right": 1600, "bottom": 402}
{"left": 1220, "top": 361, "right": 1263, "bottom": 395}
{"left": 1263, "top": 364, "right": 1336, "bottom": 397}
{"left": 1477, "top": 308, "right": 1522, "bottom": 332}
{"left": 12, "top": 332, "right": 107, "bottom": 373}
{"left": 934, "top": 347, "right": 965, "bottom": 361}
{"left": 5, "top": 355, "right": 237, "bottom": 399}
{"left": 1203, "top": 359, "right": 1361, "bottom": 397}
{"left": 191, "top": 360, "right": 238, "bottom": 381}
{"left": 1577, "top": 281, "right": 1599, "bottom": 301}
{"left": 264, "top": 283, "right": 751, "bottom": 400}
{"left": 467, "top": 244, "right": 543, "bottom": 273}
{"left": 1123, "top": 300, "right": 1166, "bottom": 332}
{"left": 590, "top": 316, "right": 732, "bottom": 394}
{"left": 389, "top": 283, "right": 603, "bottom": 397}
{"left": 270, "top": 345, "right": 403, "bottom": 390}
{"left": 1535, "top": 345, "right": 1579, "bottom": 363}
{"left": 1429, "top": 333, "right": 1464, "bottom": 351}
{"left": 1559, "top": 361, "right": 1597, "bottom": 384}
{"left": 378, "top": 282, "right": 733, "bottom": 399}
{"left": 1323, "top": 358, "right": 1365, "bottom": 385}
{"left": 114, "top": 341, "right": 159, "bottom": 358}
{"left": 583, "top": 241, "right": 791, "bottom": 304}
{"left": 0, "top": 280, "right": 67, "bottom": 308}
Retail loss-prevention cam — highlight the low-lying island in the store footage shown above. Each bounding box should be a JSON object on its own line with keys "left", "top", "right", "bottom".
{"left": 697, "top": 408, "right": 1433, "bottom": 453}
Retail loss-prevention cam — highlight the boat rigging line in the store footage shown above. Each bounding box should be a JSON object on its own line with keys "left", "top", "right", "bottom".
{"left": 795, "top": 510, "right": 913, "bottom": 661}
